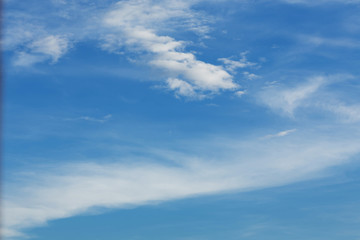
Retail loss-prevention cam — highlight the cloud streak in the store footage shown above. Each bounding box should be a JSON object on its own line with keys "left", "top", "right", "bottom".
{"left": 102, "top": 0, "right": 239, "bottom": 98}
{"left": 3, "top": 130, "right": 360, "bottom": 238}
{"left": 64, "top": 114, "right": 112, "bottom": 123}
{"left": 262, "top": 129, "right": 297, "bottom": 139}
{"left": 258, "top": 75, "right": 360, "bottom": 122}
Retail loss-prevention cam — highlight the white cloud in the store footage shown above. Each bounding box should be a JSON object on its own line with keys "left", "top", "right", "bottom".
{"left": 64, "top": 114, "right": 112, "bottom": 123}
{"left": 235, "top": 90, "right": 246, "bottom": 97}
{"left": 243, "top": 71, "right": 260, "bottom": 80}
{"left": 218, "top": 52, "right": 256, "bottom": 74}
{"left": 5, "top": 0, "right": 239, "bottom": 97}
{"left": 262, "top": 129, "right": 297, "bottom": 139}
{"left": 259, "top": 76, "right": 325, "bottom": 116}
{"left": 4, "top": 0, "right": 105, "bottom": 66}
{"left": 166, "top": 78, "right": 200, "bottom": 99}
{"left": 258, "top": 75, "right": 360, "bottom": 122}
{"left": 3, "top": 131, "right": 360, "bottom": 237}
{"left": 102, "top": 0, "right": 238, "bottom": 98}
{"left": 13, "top": 35, "right": 70, "bottom": 66}
{"left": 150, "top": 48, "right": 236, "bottom": 91}
{"left": 321, "top": 102, "right": 360, "bottom": 123}
{"left": 13, "top": 52, "right": 48, "bottom": 67}
{"left": 104, "top": 0, "right": 191, "bottom": 29}
{"left": 29, "top": 35, "right": 70, "bottom": 62}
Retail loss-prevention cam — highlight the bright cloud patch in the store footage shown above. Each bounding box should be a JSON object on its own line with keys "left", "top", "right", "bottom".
{"left": 166, "top": 78, "right": 198, "bottom": 98}
{"left": 103, "top": 0, "right": 238, "bottom": 98}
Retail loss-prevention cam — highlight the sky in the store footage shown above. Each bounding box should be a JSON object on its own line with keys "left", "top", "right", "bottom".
{"left": 2, "top": 0, "right": 360, "bottom": 239}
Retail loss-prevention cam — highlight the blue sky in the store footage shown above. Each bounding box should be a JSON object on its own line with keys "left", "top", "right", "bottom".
{"left": 2, "top": 0, "right": 360, "bottom": 239}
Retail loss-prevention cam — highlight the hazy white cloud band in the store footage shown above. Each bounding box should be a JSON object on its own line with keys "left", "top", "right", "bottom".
{"left": 3, "top": 131, "right": 360, "bottom": 238}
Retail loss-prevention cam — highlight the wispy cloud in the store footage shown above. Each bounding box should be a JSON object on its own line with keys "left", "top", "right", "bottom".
{"left": 234, "top": 90, "right": 246, "bottom": 97}
{"left": 102, "top": 0, "right": 239, "bottom": 98}
{"left": 4, "top": 1, "right": 105, "bottom": 66}
{"left": 258, "top": 75, "right": 360, "bottom": 122}
{"left": 12, "top": 52, "right": 48, "bottom": 67}
{"left": 0, "top": 0, "right": 259, "bottom": 99}
{"left": 300, "top": 35, "right": 360, "bottom": 48}
{"left": 4, "top": 0, "right": 245, "bottom": 98}
{"left": 3, "top": 131, "right": 360, "bottom": 238}
{"left": 64, "top": 114, "right": 112, "bottom": 123}
{"left": 13, "top": 35, "right": 70, "bottom": 66}
{"left": 218, "top": 51, "right": 257, "bottom": 74}
{"left": 29, "top": 35, "right": 70, "bottom": 62}
{"left": 262, "top": 129, "right": 297, "bottom": 139}
{"left": 320, "top": 102, "right": 360, "bottom": 123}
{"left": 243, "top": 71, "right": 260, "bottom": 80}
{"left": 258, "top": 76, "right": 325, "bottom": 116}
{"left": 3, "top": 1, "right": 360, "bottom": 239}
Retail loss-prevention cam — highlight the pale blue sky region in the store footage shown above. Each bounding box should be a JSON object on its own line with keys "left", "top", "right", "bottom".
{"left": 2, "top": 0, "right": 360, "bottom": 239}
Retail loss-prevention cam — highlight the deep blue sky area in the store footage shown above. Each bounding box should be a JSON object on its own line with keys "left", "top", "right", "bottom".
{"left": 2, "top": 0, "right": 360, "bottom": 239}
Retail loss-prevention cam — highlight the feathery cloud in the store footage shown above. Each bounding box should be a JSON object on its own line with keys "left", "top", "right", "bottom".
{"left": 218, "top": 52, "right": 257, "bottom": 74}
{"left": 64, "top": 114, "right": 112, "bottom": 123}
{"left": 13, "top": 35, "right": 70, "bottom": 66}
{"left": 259, "top": 76, "right": 325, "bottom": 116}
{"left": 258, "top": 75, "right": 360, "bottom": 122}
{"left": 3, "top": 131, "right": 360, "bottom": 237}
{"left": 262, "top": 129, "right": 297, "bottom": 139}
